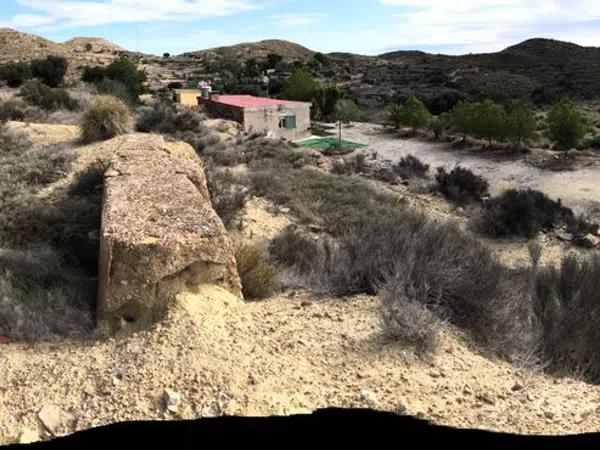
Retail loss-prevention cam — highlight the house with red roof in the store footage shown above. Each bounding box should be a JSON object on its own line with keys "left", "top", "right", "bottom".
{"left": 198, "top": 94, "right": 312, "bottom": 141}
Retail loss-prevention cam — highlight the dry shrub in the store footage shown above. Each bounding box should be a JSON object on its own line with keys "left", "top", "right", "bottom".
{"left": 204, "top": 165, "right": 247, "bottom": 228}
{"left": 436, "top": 165, "right": 489, "bottom": 204}
{"left": 379, "top": 275, "right": 442, "bottom": 355}
{"left": 0, "top": 247, "right": 94, "bottom": 341}
{"left": 270, "top": 226, "right": 334, "bottom": 276}
{"left": 235, "top": 243, "right": 281, "bottom": 300}
{"left": 394, "top": 155, "right": 429, "bottom": 179}
{"left": 0, "top": 131, "right": 98, "bottom": 340}
{"left": 532, "top": 253, "right": 600, "bottom": 381}
{"left": 80, "top": 95, "right": 133, "bottom": 143}
{"left": 478, "top": 188, "right": 575, "bottom": 238}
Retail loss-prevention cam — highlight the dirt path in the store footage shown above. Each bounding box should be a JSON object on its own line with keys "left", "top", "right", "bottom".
{"left": 341, "top": 123, "right": 600, "bottom": 219}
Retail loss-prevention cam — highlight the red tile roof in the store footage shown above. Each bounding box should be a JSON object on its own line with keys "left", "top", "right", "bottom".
{"left": 208, "top": 95, "right": 308, "bottom": 108}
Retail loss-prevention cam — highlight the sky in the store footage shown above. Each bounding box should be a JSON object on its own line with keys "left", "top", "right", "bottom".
{"left": 0, "top": 0, "right": 598, "bottom": 56}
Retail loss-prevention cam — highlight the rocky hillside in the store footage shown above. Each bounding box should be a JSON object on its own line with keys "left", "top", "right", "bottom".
{"left": 63, "top": 37, "right": 124, "bottom": 54}
{"left": 0, "top": 28, "right": 68, "bottom": 63}
{"left": 323, "top": 38, "right": 600, "bottom": 117}
{"left": 182, "top": 39, "right": 314, "bottom": 62}
{"left": 0, "top": 29, "right": 136, "bottom": 78}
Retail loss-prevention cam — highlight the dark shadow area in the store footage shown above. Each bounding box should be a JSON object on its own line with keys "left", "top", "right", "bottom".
{"left": 4, "top": 409, "right": 597, "bottom": 449}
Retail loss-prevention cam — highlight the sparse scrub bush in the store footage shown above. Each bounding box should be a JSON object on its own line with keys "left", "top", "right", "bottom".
{"left": 0, "top": 98, "right": 27, "bottom": 122}
{"left": 235, "top": 243, "right": 281, "bottom": 300}
{"left": 477, "top": 189, "right": 574, "bottom": 238}
{"left": 0, "top": 246, "right": 94, "bottom": 340}
{"left": 435, "top": 166, "right": 489, "bottom": 204}
{"left": 270, "top": 226, "right": 332, "bottom": 276}
{"left": 429, "top": 114, "right": 448, "bottom": 140}
{"left": 69, "top": 159, "right": 109, "bottom": 197}
{"left": 0, "top": 131, "right": 101, "bottom": 339}
{"left": 532, "top": 253, "right": 600, "bottom": 381}
{"left": 394, "top": 155, "right": 429, "bottom": 179}
{"left": 20, "top": 80, "right": 78, "bottom": 111}
{"left": 80, "top": 95, "right": 133, "bottom": 143}
{"left": 379, "top": 275, "right": 442, "bottom": 355}
{"left": 136, "top": 101, "right": 205, "bottom": 134}
{"left": 204, "top": 166, "right": 247, "bottom": 228}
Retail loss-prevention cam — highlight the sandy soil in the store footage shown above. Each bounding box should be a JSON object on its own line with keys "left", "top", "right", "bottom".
{"left": 3, "top": 123, "right": 600, "bottom": 444}
{"left": 341, "top": 122, "right": 600, "bottom": 220}
{"left": 3, "top": 285, "right": 600, "bottom": 444}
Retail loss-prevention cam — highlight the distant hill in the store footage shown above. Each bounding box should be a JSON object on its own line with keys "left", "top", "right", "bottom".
{"left": 63, "top": 37, "right": 125, "bottom": 53}
{"left": 0, "top": 28, "right": 68, "bottom": 63}
{"left": 181, "top": 39, "right": 314, "bottom": 62}
{"left": 1, "top": 29, "right": 598, "bottom": 117}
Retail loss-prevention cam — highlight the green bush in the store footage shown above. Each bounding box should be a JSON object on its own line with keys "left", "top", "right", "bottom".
{"left": 235, "top": 243, "right": 281, "bottom": 300}
{"left": 80, "top": 95, "right": 133, "bottom": 143}
{"left": 20, "top": 79, "right": 78, "bottom": 111}
{"left": 81, "top": 65, "right": 106, "bottom": 83}
{"left": 388, "top": 96, "right": 431, "bottom": 134}
{"left": 82, "top": 57, "right": 147, "bottom": 103}
{"left": 283, "top": 69, "right": 318, "bottom": 102}
{"left": 0, "top": 62, "right": 32, "bottom": 87}
{"left": 30, "top": 56, "right": 68, "bottom": 87}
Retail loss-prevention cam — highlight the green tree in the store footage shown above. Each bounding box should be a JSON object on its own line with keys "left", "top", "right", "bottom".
{"left": 314, "top": 86, "right": 341, "bottom": 120}
{"left": 265, "top": 53, "right": 283, "bottom": 70}
{"left": 472, "top": 99, "right": 507, "bottom": 146}
{"left": 505, "top": 100, "right": 536, "bottom": 149}
{"left": 334, "top": 99, "right": 360, "bottom": 142}
{"left": 314, "top": 52, "right": 330, "bottom": 66}
{"left": 245, "top": 58, "right": 260, "bottom": 77}
{"left": 30, "top": 56, "right": 68, "bottom": 87}
{"left": 547, "top": 98, "right": 586, "bottom": 151}
{"left": 103, "top": 57, "right": 148, "bottom": 102}
{"left": 388, "top": 96, "right": 430, "bottom": 135}
{"left": 283, "top": 69, "right": 318, "bottom": 102}
{"left": 450, "top": 100, "right": 477, "bottom": 142}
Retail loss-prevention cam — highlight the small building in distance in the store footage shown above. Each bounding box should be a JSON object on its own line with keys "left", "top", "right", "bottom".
{"left": 174, "top": 89, "right": 202, "bottom": 107}
{"left": 199, "top": 94, "right": 311, "bottom": 141}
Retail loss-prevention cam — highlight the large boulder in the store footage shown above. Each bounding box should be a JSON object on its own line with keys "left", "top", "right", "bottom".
{"left": 96, "top": 134, "right": 242, "bottom": 335}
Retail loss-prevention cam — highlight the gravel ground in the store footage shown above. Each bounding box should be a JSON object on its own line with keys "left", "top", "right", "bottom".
{"left": 340, "top": 122, "right": 600, "bottom": 219}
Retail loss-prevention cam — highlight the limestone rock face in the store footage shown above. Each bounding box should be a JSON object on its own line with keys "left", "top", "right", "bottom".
{"left": 97, "top": 134, "right": 242, "bottom": 335}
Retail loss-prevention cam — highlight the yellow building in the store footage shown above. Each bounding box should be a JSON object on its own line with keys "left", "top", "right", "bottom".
{"left": 174, "top": 89, "right": 201, "bottom": 107}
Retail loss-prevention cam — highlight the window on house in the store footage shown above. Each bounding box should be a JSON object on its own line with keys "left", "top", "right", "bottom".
{"left": 279, "top": 115, "right": 297, "bottom": 129}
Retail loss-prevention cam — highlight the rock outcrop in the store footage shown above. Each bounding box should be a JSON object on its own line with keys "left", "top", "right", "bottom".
{"left": 96, "top": 134, "right": 241, "bottom": 335}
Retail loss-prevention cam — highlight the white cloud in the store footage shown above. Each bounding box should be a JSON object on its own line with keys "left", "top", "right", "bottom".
{"left": 380, "top": 0, "right": 600, "bottom": 53}
{"left": 269, "top": 13, "right": 324, "bottom": 28}
{"left": 11, "top": 0, "right": 259, "bottom": 30}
